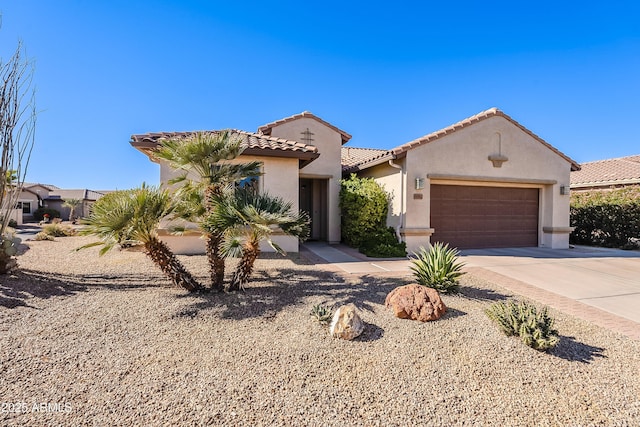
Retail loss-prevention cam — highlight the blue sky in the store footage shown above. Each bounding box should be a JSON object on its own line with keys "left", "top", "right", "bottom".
{"left": 1, "top": 1, "right": 639, "bottom": 190}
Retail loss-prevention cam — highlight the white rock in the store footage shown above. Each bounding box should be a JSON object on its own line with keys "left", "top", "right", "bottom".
{"left": 330, "top": 303, "right": 365, "bottom": 340}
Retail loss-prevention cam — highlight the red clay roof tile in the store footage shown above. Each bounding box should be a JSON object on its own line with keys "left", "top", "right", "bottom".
{"left": 571, "top": 155, "right": 640, "bottom": 188}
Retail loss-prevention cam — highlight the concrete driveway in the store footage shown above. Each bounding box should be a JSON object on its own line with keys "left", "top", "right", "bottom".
{"left": 461, "top": 246, "right": 640, "bottom": 332}
{"left": 302, "top": 242, "right": 640, "bottom": 339}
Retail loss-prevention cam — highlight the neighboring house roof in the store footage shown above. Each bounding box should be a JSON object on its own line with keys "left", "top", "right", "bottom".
{"left": 130, "top": 129, "right": 320, "bottom": 168}
{"left": 46, "top": 189, "right": 104, "bottom": 201}
{"left": 341, "top": 147, "right": 393, "bottom": 173}
{"left": 343, "top": 108, "right": 581, "bottom": 173}
{"left": 258, "top": 111, "right": 352, "bottom": 144}
{"left": 23, "top": 183, "right": 58, "bottom": 191}
{"left": 570, "top": 155, "right": 640, "bottom": 189}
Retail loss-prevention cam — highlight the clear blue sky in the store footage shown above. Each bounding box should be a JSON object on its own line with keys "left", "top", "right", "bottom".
{"left": 2, "top": 1, "right": 639, "bottom": 190}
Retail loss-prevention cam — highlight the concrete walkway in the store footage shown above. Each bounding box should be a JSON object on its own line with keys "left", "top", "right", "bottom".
{"left": 301, "top": 242, "right": 640, "bottom": 340}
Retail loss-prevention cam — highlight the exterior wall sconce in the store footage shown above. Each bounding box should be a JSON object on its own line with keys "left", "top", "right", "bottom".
{"left": 415, "top": 177, "right": 425, "bottom": 190}
{"left": 560, "top": 185, "right": 570, "bottom": 195}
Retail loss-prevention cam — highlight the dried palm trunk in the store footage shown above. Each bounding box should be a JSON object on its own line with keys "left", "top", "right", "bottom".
{"left": 228, "top": 238, "right": 260, "bottom": 291}
{"left": 205, "top": 186, "right": 225, "bottom": 290}
{"left": 145, "top": 237, "right": 202, "bottom": 292}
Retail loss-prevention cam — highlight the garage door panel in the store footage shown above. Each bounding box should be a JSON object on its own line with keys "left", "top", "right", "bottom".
{"left": 430, "top": 184, "right": 539, "bottom": 249}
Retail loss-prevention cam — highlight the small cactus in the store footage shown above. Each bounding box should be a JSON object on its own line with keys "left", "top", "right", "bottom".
{"left": 486, "top": 300, "right": 560, "bottom": 351}
{"left": 310, "top": 304, "right": 333, "bottom": 325}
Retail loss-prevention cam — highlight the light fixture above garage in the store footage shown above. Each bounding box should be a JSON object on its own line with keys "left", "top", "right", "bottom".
{"left": 415, "top": 177, "right": 425, "bottom": 190}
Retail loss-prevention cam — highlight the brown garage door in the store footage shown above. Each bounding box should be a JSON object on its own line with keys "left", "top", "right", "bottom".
{"left": 430, "top": 184, "right": 539, "bottom": 249}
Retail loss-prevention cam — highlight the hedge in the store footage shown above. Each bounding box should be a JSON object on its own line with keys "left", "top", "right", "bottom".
{"left": 339, "top": 174, "right": 406, "bottom": 257}
{"left": 570, "top": 187, "right": 640, "bottom": 249}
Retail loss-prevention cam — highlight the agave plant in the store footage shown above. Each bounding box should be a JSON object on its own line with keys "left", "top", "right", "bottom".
{"left": 485, "top": 300, "right": 560, "bottom": 351}
{"left": 310, "top": 304, "right": 334, "bottom": 325}
{"left": 410, "top": 242, "right": 465, "bottom": 293}
{"left": 78, "top": 185, "right": 202, "bottom": 292}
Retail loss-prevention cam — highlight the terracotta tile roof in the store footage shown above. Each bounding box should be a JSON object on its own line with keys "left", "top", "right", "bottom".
{"left": 391, "top": 108, "right": 581, "bottom": 171}
{"left": 341, "top": 147, "right": 393, "bottom": 173}
{"left": 130, "top": 129, "right": 320, "bottom": 168}
{"left": 570, "top": 155, "right": 640, "bottom": 188}
{"left": 258, "top": 111, "right": 352, "bottom": 144}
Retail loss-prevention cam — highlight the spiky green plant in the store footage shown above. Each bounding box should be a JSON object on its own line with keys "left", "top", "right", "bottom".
{"left": 410, "top": 242, "right": 465, "bottom": 293}
{"left": 155, "top": 131, "right": 262, "bottom": 291}
{"left": 34, "top": 231, "right": 55, "bottom": 241}
{"left": 41, "top": 223, "right": 76, "bottom": 237}
{"left": 77, "top": 185, "right": 202, "bottom": 292}
{"left": 485, "top": 300, "right": 560, "bottom": 351}
{"left": 310, "top": 304, "right": 333, "bottom": 325}
{"left": 206, "top": 186, "right": 310, "bottom": 291}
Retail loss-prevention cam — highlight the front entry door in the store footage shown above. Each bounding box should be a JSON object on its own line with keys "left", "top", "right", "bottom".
{"left": 299, "top": 178, "right": 328, "bottom": 241}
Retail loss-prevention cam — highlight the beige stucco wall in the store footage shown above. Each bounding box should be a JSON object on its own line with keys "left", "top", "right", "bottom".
{"left": 267, "top": 117, "right": 344, "bottom": 244}
{"left": 362, "top": 116, "right": 573, "bottom": 252}
{"left": 158, "top": 154, "right": 301, "bottom": 254}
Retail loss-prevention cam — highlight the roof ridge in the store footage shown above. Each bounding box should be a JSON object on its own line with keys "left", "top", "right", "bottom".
{"left": 389, "top": 108, "right": 580, "bottom": 171}
{"left": 579, "top": 154, "right": 640, "bottom": 165}
{"left": 258, "top": 111, "right": 352, "bottom": 144}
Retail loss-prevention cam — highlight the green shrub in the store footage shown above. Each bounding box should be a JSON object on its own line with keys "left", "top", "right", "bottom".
{"left": 41, "top": 223, "right": 76, "bottom": 237}
{"left": 359, "top": 226, "right": 407, "bottom": 257}
{"left": 34, "top": 231, "right": 55, "bottom": 241}
{"left": 310, "top": 304, "right": 333, "bottom": 325}
{"left": 33, "top": 208, "right": 61, "bottom": 222}
{"left": 570, "top": 187, "right": 640, "bottom": 249}
{"left": 410, "top": 242, "right": 465, "bottom": 293}
{"left": 485, "top": 300, "right": 560, "bottom": 351}
{"left": 339, "top": 174, "right": 390, "bottom": 247}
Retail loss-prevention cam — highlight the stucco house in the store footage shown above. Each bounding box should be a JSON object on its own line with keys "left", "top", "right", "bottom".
{"left": 570, "top": 155, "right": 640, "bottom": 191}
{"left": 14, "top": 184, "right": 104, "bottom": 223}
{"left": 131, "top": 108, "right": 579, "bottom": 254}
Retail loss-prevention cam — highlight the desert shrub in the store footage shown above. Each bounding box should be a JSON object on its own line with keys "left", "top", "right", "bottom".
{"left": 340, "top": 174, "right": 406, "bottom": 257}
{"left": 359, "top": 226, "right": 407, "bottom": 257}
{"left": 310, "top": 304, "right": 333, "bottom": 325}
{"left": 570, "top": 187, "right": 640, "bottom": 249}
{"left": 339, "top": 174, "right": 389, "bottom": 247}
{"left": 410, "top": 242, "right": 465, "bottom": 293}
{"left": 33, "top": 208, "right": 61, "bottom": 222}
{"left": 485, "top": 300, "right": 560, "bottom": 351}
{"left": 41, "top": 223, "right": 76, "bottom": 237}
{"left": 34, "top": 231, "right": 55, "bottom": 241}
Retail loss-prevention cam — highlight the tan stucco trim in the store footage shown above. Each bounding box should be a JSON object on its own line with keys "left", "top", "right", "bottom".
{"left": 157, "top": 228, "right": 202, "bottom": 237}
{"left": 571, "top": 178, "right": 640, "bottom": 189}
{"left": 427, "top": 174, "right": 557, "bottom": 187}
{"left": 542, "top": 227, "right": 574, "bottom": 234}
{"left": 400, "top": 228, "right": 434, "bottom": 237}
{"left": 156, "top": 228, "right": 290, "bottom": 238}
{"left": 300, "top": 173, "right": 334, "bottom": 179}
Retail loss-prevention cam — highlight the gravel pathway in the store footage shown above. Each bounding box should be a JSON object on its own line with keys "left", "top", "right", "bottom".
{"left": 1, "top": 236, "right": 639, "bottom": 426}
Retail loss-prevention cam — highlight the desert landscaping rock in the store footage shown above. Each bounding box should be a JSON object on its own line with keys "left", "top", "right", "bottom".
{"left": 385, "top": 284, "right": 447, "bottom": 322}
{"left": 329, "top": 303, "right": 365, "bottom": 340}
{"left": 0, "top": 236, "right": 639, "bottom": 425}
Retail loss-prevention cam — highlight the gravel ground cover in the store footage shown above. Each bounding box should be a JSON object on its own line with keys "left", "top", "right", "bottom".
{"left": 1, "top": 235, "right": 639, "bottom": 426}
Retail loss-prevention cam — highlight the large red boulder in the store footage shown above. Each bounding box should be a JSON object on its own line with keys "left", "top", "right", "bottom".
{"left": 385, "top": 284, "right": 446, "bottom": 322}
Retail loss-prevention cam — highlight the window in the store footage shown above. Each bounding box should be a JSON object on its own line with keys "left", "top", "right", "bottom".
{"left": 237, "top": 176, "right": 260, "bottom": 193}
{"left": 16, "top": 201, "right": 31, "bottom": 214}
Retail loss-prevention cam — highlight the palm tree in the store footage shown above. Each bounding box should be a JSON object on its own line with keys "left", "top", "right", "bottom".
{"left": 78, "top": 185, "right": 202, "bottom": 292}
{"left": 62, "top": 198, "right": 81, "bottom": 223}
{"left": 207, "top": 186, "right": 310, "bottom": 291}
{"left": 155, "top": 131, "right": 261, "bottom": 291}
